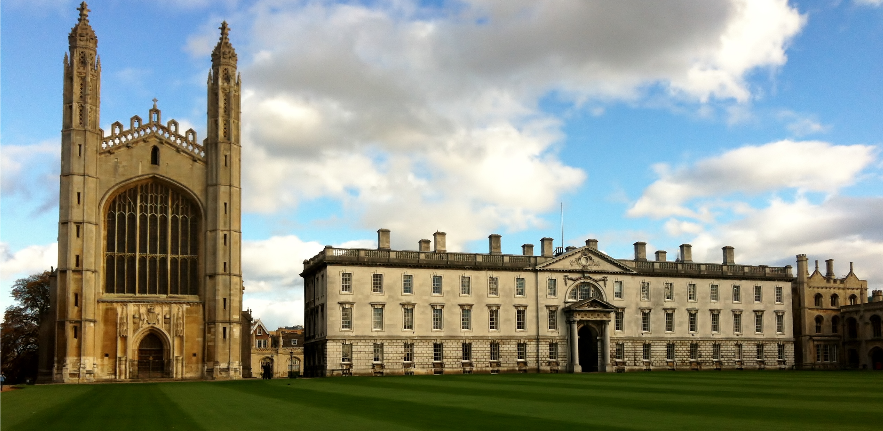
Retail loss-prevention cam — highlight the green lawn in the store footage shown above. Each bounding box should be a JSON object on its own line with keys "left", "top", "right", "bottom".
{"left": 2, "top": 371, "right": 882, "bottom": 430}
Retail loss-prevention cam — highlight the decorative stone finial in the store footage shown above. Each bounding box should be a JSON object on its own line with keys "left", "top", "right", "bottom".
{"left": 152, "top": 98, "right": 158, "bottom": 109}
{"left": 77, "top": 2, "right": 90, "bottom": 23}
{"left": 220, "top": 21, "right": 230, "bottom": 39}
{"left": 211, "top": 21, "right": 238, "bottom": 67}
{"left": 69, "top": 1, "right": 97, "bottom": 50}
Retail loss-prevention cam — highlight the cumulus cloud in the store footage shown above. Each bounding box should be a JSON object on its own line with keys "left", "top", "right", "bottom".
{"left": 687, "top": 196, "right": 883, "bottom": 285}
{"left": 627, "top": 139, "right": 883, "bottom": 289}
{"left": 240, "top": 234, "right": 328, "bottom": 328}
{"left": 0, "top": 142, "right": 60, "bottom": 215}
{"left": 628, "top": 140, "right": 877, "bottom": 220}
{"left": 0, "top": 242, "right": 58, "bottom": 309}
{"left": 242, "top": 235, "right": 324, "bottom": 293}
{"left": 189, "top": 0, "right": 806, "bottom": 250}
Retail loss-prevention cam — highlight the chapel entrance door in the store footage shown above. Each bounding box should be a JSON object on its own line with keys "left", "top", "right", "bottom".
{"left": 578, "top": 324, "right": 599, "bottom": 372}
{"left": 137, "top": 333, "right": 166, "bottom": 379}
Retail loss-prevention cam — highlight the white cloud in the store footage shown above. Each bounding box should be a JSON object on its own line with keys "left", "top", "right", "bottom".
{"left": 628, "top": 140, "right": 877, "bottom": 219}
{"left": 0, "top": 141, "right": 60, "bottom": 215}
{"left": 242, "top": 235, "right": 324, "bottom": 293}
{"left": 855, "top": 0, "right": 883, "bottom": 7}
{"left": 0, "top": 242, "right": 58, "bottom": 309}
{"left": 687, "top": 195, "right": 883, "bottom": 285}
{"left": 240, "top": 235, "right": 323, "bottom": 328}
{"left": 778, "top": 110, "right": 830, "bottom": 136}
{"left": 221, "top": 0, "right": 805, "bottom": 250}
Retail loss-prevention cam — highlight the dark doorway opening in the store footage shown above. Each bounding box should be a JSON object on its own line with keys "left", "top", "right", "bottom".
{"left": 261, "top": 357, "right": 274, "bottom": 379}
{"left": 871, "top": 348, "right": 883, "bottom": 370}
{"left": 137, "top": 333, "right": 167, "bottom": 379}
{"left": 848, "top": 349, "right": 860, "bottom": 369}
{"left": 578, "top": 324, "right": 598, "bottom": 372}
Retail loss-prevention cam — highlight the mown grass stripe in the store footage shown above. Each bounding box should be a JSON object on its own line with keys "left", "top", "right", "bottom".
{"left": 1, "top": 372, "right": 881, "bottom": 431}
{"left": 4, "top": 383, "right": 204, "bottom": 431}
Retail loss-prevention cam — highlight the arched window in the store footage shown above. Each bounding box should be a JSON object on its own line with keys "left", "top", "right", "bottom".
{"left": 814, "top": 293, "right": 823, "bottom": 307}
{"left": 831, "top": 294, "right": 839, "bottom": 307}
{"left": 567, "top": 282, "right": 604, "bottom": 301}
{"left": 150, "top": 146, "right": 160, "bottom": 165}
{"left": 846, "top": 318, "right": 858, "bottom": 339}
{"left": 872, "top": 315, "right": 882, "bottom": 339}
{"left": 104, "top": 181, "right": 199, "bottom": 295}
{"left": 831, "top": 316, "right": 840, "bottom": 334}
{"left": 849, "top": 294, "right": 858, "bottom": 305}
{"left": 815, "top": 315, "right": 823, "bottom": 334}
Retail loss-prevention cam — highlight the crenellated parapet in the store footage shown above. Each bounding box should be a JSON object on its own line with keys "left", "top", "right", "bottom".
{"left": 101, "top": 103, "right": 205, "bottom": 159}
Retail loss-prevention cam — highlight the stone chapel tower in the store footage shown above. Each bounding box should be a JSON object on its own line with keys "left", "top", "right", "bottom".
{"left": 40, "top": 3, "right": 246, "bottom": 382}
{"left": 203, "top": 21, "right": 244, "bottom": 379}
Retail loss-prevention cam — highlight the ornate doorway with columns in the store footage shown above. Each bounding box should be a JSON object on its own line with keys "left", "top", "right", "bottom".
{"left": 565, "top": 298, "right": 615, "bottom": 373}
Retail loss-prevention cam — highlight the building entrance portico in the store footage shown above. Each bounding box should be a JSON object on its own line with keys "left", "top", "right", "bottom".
{"left": 566, "top": 298, "right": 615, "bottom": 373}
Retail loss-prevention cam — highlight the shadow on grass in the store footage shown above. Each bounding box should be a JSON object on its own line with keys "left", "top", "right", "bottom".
{"left": 221, "top": 379, "right": 643, "bottom": 431}
{"left": 6, "top": 383, "right": 205, "bottom": 431}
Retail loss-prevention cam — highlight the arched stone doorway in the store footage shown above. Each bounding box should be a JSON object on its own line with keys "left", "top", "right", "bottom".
{"left": 870, "top": 347, "right": 883, "bottom": 371}
{"left": 260, "top": 357, "right": 274, "bottom": 379}
{"left": 137, "top": 332, "right": 167, "bottom": 379}
{"left": 578, "top": 325, "right": 599, "bottom": 372}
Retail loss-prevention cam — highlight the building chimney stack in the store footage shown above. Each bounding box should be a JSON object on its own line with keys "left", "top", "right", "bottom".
{"left": 541, "top": 237, "right": 554, "bottom": 257}
{"left": 722, "top": 246, "right": 735, "bottom": 265}
{"left": 377, "top": 228, "right": 390, "bottom": 250}
{"left": 586, "top": 239, "right": 598, "bottom": 250}
{"left": 634, "top": 242, "right": 647, "bottom": 261}
{"left": 796, "top": 254, "right": 808, "bottom": 283}
{"left": 418, "top": 239, "right": 431, "bottom": 252}
{"left": 488, "top": 234, "right": 502, "bottom": 255}
{"left": 433, "top": 231, "right": 446, "bottom": 253}
{"left": 679, "top": 244, "right": 692, "bottom": 263}
{"left": 655, "top": 250, "right": 667, "bottom": 262}
{"left": 825, "top": 259, "right": 835, "bottom": 279}
{"left": 522, "top": 244, "right": 534, "bottom": 256}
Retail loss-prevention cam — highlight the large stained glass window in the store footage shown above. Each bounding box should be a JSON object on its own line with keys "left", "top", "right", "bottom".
{"left": 104, "top": 182, "right": 199, "bottom": 295}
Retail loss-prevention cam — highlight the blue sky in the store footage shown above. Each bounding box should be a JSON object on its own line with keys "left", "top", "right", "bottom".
{"left": 2, "top": 0, "right": 882, "bottom": 329}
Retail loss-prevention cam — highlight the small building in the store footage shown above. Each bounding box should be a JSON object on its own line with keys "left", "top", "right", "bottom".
{"left": 250, "top": 322, "right": 304, "bottom": 377}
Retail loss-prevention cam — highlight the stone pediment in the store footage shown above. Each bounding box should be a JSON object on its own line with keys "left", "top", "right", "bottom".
{"left": 564, "top": 297, "right": 617, "bottom": 312}
{"left": 537, "top": 246, "right": 635, "bottom": 274}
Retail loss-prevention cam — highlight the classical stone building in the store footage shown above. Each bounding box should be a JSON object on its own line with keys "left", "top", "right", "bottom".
{"left": 302, "top": 230, "right": 795, "bottom": 376}
{"left": 38, "top": 3, "right": 248, "bottom": 382}
{"left": 791, "top": 255, "right": 871, "bottom": 369}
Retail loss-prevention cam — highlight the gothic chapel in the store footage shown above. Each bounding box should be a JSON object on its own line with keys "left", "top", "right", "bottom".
{"left": 38, "top": 3, "right": 251, "bottom": 382}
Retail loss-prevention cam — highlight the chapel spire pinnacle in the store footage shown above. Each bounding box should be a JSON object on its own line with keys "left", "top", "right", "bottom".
{"left": 211, "top": 21, "right": 238, "bottom": 68}
{"left": 77, "top": 2, "right": 90, "bottom": 23}
{"left": 68, "top": 1, "right": 97, "bottom": 51}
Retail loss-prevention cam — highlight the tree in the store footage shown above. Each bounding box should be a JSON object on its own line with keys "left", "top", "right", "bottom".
{"left": 1, "top": 271, "right": 51, "bottom": 384}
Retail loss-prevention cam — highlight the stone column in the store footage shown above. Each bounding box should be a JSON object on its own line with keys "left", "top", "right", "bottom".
{"left": 570, "top": 319, "right": 580, "bottom": 373}
{"left": 602, "top": 321, "right": 610, "bottom": 372}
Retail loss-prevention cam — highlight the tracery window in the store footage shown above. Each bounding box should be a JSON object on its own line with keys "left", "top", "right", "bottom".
{"left": 104, "top": 182, "right": 199, "bottom": 295}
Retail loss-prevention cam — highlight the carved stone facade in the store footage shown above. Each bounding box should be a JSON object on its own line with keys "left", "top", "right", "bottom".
{"left": 303, "top": 231, "right": 796, "bottom": 376}
{"left": 792, "top": 255, "right": 871, "bottom": 369}
{"left": 38, "top": 3, "right": 247, "bottom": 383}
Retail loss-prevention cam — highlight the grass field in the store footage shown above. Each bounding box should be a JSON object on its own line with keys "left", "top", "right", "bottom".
{"left": 2, "top": 371, "right": 882, "bottom": 430}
